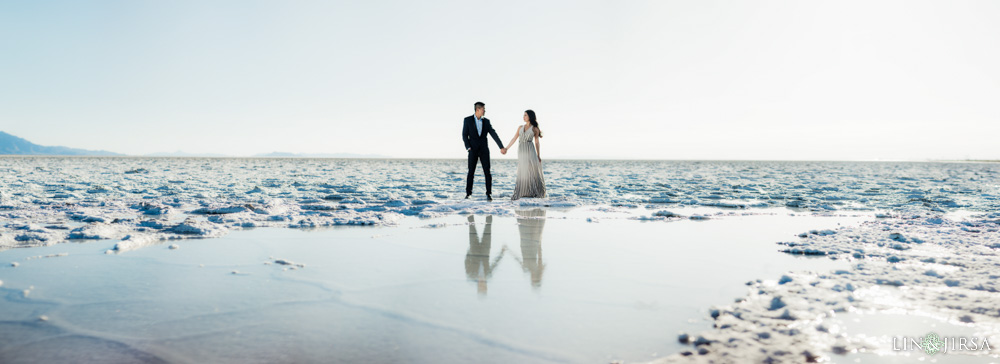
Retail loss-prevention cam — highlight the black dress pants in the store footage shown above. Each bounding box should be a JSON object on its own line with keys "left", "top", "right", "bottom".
{"left": 466, "top": 147, "right": 492, "bottom": 196}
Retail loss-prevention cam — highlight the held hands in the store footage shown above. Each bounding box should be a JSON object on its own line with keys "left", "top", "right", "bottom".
{"left": 501, "top": 148, "right": 507, "bottom": 155}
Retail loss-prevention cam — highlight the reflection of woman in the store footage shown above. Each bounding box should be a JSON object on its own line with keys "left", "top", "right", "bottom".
{"left": 514, "top": 209, "right": 546, "bottom": 289}
{"left": 465, "top": 215, "right": 504, "bottom": 296}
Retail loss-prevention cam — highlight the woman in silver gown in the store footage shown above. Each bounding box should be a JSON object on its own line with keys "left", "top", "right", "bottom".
{"left": 503, "top": 109, "right": 546, "bottom": 200}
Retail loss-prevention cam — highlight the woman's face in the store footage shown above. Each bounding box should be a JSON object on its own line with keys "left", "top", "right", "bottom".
{"left": 523, "top": 113, "right": 529, "bottom": 122}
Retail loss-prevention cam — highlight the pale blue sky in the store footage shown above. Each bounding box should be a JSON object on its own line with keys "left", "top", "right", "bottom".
{"left": 2, "top": 1, "right": 998, "bottom": 160}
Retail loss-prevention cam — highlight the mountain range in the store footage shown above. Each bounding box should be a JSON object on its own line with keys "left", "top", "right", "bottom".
{"left": 253, "top": 152, "right": 388, "bottom": 158}
{"left": 0, "top": 131, "right": 122, "bottom": 156}
{"left": 0, "top": 131, "right": 389, "bottom": 158}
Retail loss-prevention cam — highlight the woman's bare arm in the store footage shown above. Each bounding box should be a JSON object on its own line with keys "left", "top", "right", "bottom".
{"left": 504, "top": 127, "right": 519, "bottom": 151}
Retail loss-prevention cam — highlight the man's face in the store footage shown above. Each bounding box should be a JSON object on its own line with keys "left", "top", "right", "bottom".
{"left": 475, "top": 107, "right": 485, "bottom": 118}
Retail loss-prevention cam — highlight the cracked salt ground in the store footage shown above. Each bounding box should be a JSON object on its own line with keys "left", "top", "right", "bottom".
{"left": 0, "top": 209, "right": 868, "bottom": 363}
{"left": 654, "top": 211, "right": 1000, "bottom": 363}
{"left": 2, "top": 158, "right": 999, "bottom": 250}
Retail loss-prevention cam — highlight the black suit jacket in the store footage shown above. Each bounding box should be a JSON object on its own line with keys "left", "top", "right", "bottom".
{"left": 462, "top": 115, "right": 504, "bottom": 151}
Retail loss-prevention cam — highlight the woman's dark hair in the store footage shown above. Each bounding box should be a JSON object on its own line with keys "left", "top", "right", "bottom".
{"left": 525, "top": 109, "right": 542, "bottom": 138}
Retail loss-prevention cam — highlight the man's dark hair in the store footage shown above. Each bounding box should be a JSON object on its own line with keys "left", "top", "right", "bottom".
{"left": 474, "top": 102, "right": 485, "bottom": 110}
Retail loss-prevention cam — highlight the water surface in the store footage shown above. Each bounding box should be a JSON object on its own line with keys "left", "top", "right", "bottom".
{"left": 0, "top": 207, "right": 872, "bottom": 363}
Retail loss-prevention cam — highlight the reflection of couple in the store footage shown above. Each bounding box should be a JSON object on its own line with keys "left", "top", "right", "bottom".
{"left": 465, "top": 210, "right": 546, "bottom": 296}
{"left": 462, "top": 101, "right": 546, "bottom": 201}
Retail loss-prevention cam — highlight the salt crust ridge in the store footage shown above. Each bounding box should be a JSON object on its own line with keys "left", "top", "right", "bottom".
{"left": 651, "top": 209, "right": 1000, "bottom": 363}
{"left": 3, "top": 158, "right": 996, "bottom": 252}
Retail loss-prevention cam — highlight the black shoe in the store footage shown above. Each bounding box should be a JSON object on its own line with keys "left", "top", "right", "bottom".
{"left": 465, "top": 194, "right": 471, "bottom": 199}
{"left": 486, "top": 195, "right": 493, "bottom": 202}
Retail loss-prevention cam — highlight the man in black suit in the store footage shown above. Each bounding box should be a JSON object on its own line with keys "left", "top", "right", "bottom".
{"left": 462, "top": 101, "right": 505, "bottom": 201}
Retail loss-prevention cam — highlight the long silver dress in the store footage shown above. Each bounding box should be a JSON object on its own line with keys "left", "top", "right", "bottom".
{"left": 511, "top": 125, "right": 546, "bottom": 200}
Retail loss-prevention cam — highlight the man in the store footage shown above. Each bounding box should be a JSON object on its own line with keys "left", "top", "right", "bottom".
{"left": 462, "top": 101, "right": 505, "bottom": 201}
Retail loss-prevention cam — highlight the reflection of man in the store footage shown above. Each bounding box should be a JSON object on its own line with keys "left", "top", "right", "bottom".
{"left": 516, "top": 209, "right": 546, "bottom": 289}
{"left": 465, "top": 215, "right": 504, "bottom": 296}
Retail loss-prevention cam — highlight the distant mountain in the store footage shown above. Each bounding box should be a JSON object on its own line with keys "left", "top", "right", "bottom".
{"left": 254, "top": 152, "right": 390, "bottom": 158}
{"left": 0, "top": 131, "right": 122, "bottom": 156}
{"left": 0, "top": 131, "right": 389, "bottom": 158}
{"left": 145, "top": 151, "right": 233, "bottom": 157}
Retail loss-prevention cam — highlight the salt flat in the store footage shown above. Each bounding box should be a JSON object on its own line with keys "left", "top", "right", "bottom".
{"left": 1, "top": 157, "right": 997, "bottom": 250}
{"left": 1, "top": 157, "right": 998, "bottom": 363}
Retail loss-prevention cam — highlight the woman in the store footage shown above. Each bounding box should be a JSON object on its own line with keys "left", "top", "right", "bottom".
{"left": 503, "top": 109, "right": 546, "bottom": 200}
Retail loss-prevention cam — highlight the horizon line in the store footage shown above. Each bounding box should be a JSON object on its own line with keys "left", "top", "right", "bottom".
{"left": 1, "top": 154, "right": 996, "bottom": 164}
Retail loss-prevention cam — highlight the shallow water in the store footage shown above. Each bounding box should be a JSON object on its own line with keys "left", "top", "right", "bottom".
{"left": 0, "top": 208, "right": 869, "bottom": 363}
